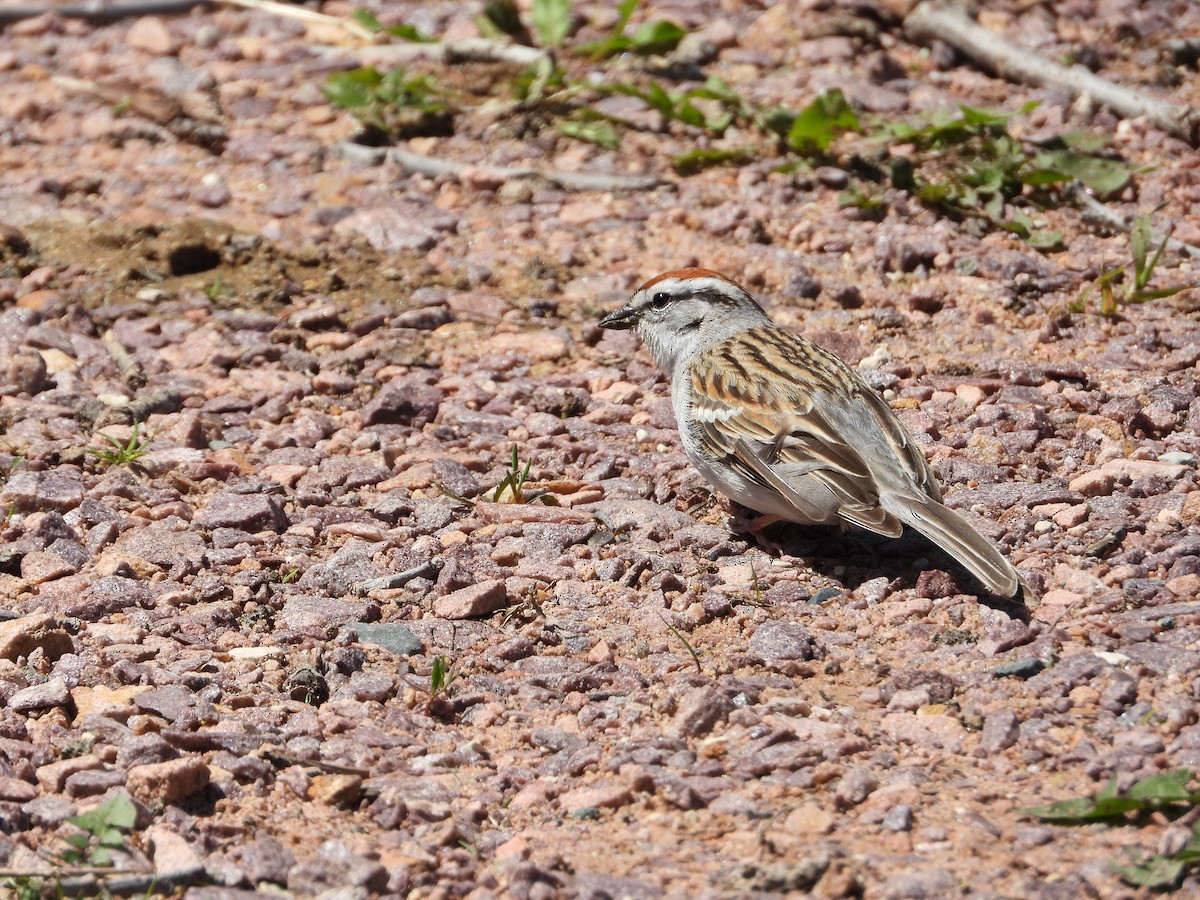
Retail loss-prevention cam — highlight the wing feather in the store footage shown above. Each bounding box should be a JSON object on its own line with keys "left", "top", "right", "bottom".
{"left": 689, "top": 326, "right": 930, "bottom": 534}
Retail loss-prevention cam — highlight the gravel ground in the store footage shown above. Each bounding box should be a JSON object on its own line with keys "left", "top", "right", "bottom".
{"left": 0, "top": 0, "right": 1199, "bottom": 897}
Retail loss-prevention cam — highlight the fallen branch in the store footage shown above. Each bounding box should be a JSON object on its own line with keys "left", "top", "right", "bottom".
{"left": 337, "top": 142, "right": 666, "bottom": 192}
{"left": 262, "top": 749, "right": 371, "bottom": 776}
{"left": 355, "top": 558, "right": 445, "bottom": 594}
{"left": 101, "top": 329, "right": 146, "bottom": 390}
{"left": 0, "top": 865, "right": 207, "bottom": 897}
{"left": 905, "top": 1, "right": 1200, "bottom": 146}
{"left": 315, "top": 38, "right": 550, "bottom": 68}
{"left": 0, "top": 0, "right": 204, "bottom": 23}
{"left": 1070, "top": 184, "right": 1200, "bottom": 259}
{"left": 215, "top": 0, "right": 375, "bottom": 41}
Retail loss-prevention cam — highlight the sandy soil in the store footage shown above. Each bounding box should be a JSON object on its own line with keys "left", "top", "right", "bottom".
{"left": 0, "top": 0, "right": 1199, "bottom": 897}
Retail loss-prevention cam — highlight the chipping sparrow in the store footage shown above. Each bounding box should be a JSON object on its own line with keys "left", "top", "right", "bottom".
{"left": 599, "top": 268, "right": 1022, "bottom": 598}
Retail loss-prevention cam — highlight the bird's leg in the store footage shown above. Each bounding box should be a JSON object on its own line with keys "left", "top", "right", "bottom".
{"left": 729, "top": 510, "right": 787, "bottom": 555}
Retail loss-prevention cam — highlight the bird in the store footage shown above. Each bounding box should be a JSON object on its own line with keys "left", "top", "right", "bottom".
{"left": 598, "top": 267, "right": 1022, "bottom": 598}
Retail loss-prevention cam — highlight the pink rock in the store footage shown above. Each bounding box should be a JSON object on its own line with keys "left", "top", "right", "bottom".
{"left": 1100, "top": 458, "right": 1189, "bottom": 481}
{"left": 880, "top": 712, "right": 966, "bottom": 752}
{"left": 1068, "top": 469, "right": 1115, "bottom": 497}
{"left": 127, "top": 757, "right": 210, "bottom": 805}
{"left": 0, "top": 614, "right": 75, "bottom": 661}
{"left": 433, "top": 580, "right": 508, "bottom": 619}
{"left": 37, "top": 754, "right": 103, "bottom": 793}
{"left": 127, "top": 16, "right": 179, "bottom": 55}
{"left": 1052, "top": 504, "right": 1089, "bottom": 528}
{"left": 558, "top": 781, "right": 633, "bottom": 813}
{"left": 0, "top": 775, "right": 37, "bottom": 802}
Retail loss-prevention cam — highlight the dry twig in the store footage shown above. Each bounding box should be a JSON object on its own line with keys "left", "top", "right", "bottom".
{"left": 905, "top": 1, "right": 1200, "bottom": 146}
{"left": 214, "top": 0, "right": 375, "bottom": 41}
{"left": 338, "top": 142, "right": 665, "bottom": 192}
{"left": 316, "top": 38, "right": 550, "bottom": 68}
{"left": 0, "top": 0, "right": 203, "bottom": 23}
{"left": 1070, "top": 185, "right": 1200, "bottom": 259}
{"left": 101, "top": 329, "right": 146, "bottom": 390}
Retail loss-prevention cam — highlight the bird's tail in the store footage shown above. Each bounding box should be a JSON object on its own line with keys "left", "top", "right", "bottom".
{"left": 890, "top": 494, "right": 1022, "bottom": 598}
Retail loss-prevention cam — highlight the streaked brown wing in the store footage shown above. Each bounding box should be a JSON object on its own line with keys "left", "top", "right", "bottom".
{"left": 690, "top": 326, "right": 940, "bottom": 530}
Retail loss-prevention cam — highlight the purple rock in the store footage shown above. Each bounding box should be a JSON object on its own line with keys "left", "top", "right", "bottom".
{"left": 287, "top": 841, "right": 388, "bottom": 894}
{"left": 748, "top": 621, "right": 821, "bottom": 663}
{"left": 236, "top": 835, "right": 295, "bottom": 886}
{"left": 194, "top": 491, "right": 288, "bottom": 532}
{"left": 362, "top": 377, "right": 443, "bottom": 427}
{"left": 0, "top": 472, "right": 85, "bottom": 513}
{"left": 9, "top": 677, "right": 69, "bottom": 711}
{"left": 978, "top": 710, "right": 1020, "bottom": 755}
{"left": 672, "top": 686, "right": 733, "bottom": 738}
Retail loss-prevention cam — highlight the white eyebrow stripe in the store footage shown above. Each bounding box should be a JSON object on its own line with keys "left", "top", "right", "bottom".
{"left": 643, "top": 276, "right": 736, "bottom": 297}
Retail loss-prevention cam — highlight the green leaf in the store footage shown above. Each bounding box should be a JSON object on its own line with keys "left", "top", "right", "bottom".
{"left": 1023, "top": 771, "right": 1200, "bottom": 822}
{"left": 558, "top": 120, "right": 620, "bottom": 149}
{"left": 694, "top": 76, "right": 741, "bottom": 106}
{"left": 1028, "top": 230, "right": 1064, "bottom": 251}
{"left": 479, "top": 0, "right": 526, "bottom": 39}
{"left": 323, "top": 67, "right": 383, "bottom": 110}
{"left": 760, "top": 105, "right": 795, "bottom": 137}
{"left": 532, "top": 0, "right": 570, "bottom": 47}
{"left": 674, "top": 97, "right": 705, "bottom": 128}
{"left": 786, "top": 89, "right": 860, "bottom": 156}
{"left": 1128, "top": 286, "right": 1196, "bottom": 303}
{"left": 838, "top": 182, "right": 886, "bottom": 212}
{"left": 70, "top": 792, "right": 137, "bottom": 834}
{"left": 629, "top": 19, "right": 686, "bottom": 54}
{"left": 614, "top": 0, "right": 638, "bottom": 33}
{"left": 1029, "top": 149, "right": 1130, "bottom": 195}
{"left": 1126, "top": 769, "right": 1198, "bottom": 803}
{"left": 671, "top": 147, "right": 756, "bottom": 175}
{"left": 351, "top": 9, "right": 436, "bottom": 42}
{"left": 1114, "top": 855, "right": 1186, "bottom": 889}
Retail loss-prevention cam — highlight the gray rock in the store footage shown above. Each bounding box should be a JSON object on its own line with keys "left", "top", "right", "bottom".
{"left": 117, "top": 733, "right": 181, "bottom": 769}
{"left": 111, "top": 524, "right": 207, "bottom": 571}
{"left": 881, "top": 868, "right": 956, "bottom": 899}
{"left": 299, "top": 541, "right": 383, "bottom": 597}
{"left": 278, "top": 596, "right": 376, "bottom": 636}
{"left": 23, "top": 795, "right": 76, "bottom": 827}
{"left": 64, "top": 768, "right": 126, "bottom": 798}
{"left": 135, "top": 684, "right": 212, "bottom": 724}
{"left": 580, "top": 498, "right": 695, "bottom": 539}
{"left": 351, "top": 623, "right": 423, "bottom": 656}
{"left": 748, "top": 621, "right": 821, "bottom": 663}
{"left": 979, "top": 709, "right": 1020, "bottom": 754}
{"left": 287, "top": 841, "right": 388, "bottom": 894}
{"left": 9, "top": 677, "right": 69, "bottom": 711}
{"left": 0, "top": 471, "right": 85, "bottom": 513}
{"left": 194, "top": 491, "right": 288, "bottom": 532}
{"left": 235, "top": 835, "right": 295, "bottom": 886}
{"left": 993, "top": 658, "right": 1045, "bottom": 679}
{"left": 882, "top": 804, "right": 914, "bottom": 832}
{"left": 835, "top": 766, "right": 880, "bottom": 808}
{"left": 672, "top": 686, "right": 733, "bottom": 738}
{"left": 362, "top": 377, "right": 443, "bottom": 427}
{"left": 72, "top": 576, "right": 155, "bottom": 618}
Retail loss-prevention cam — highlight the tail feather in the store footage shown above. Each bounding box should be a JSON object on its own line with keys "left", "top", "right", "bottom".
{"left": 889, "top": 495, "right": 1021, "bottom": 598}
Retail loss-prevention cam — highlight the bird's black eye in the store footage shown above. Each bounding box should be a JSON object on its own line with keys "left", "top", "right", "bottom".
{"left": 651, "top": 292, "right": 670, "bottom": 309}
